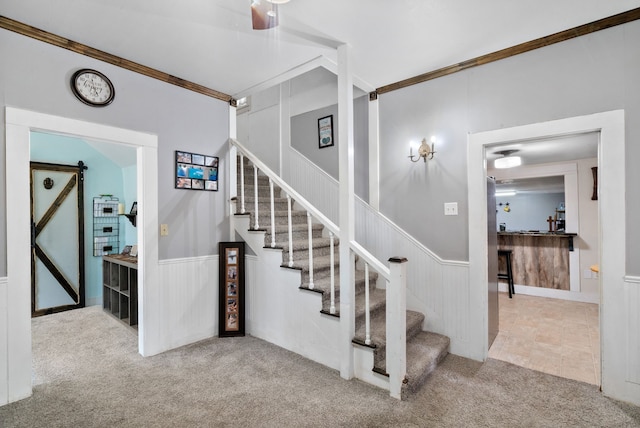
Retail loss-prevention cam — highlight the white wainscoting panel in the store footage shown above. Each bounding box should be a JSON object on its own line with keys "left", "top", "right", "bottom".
{"left": 155, "top": 256, "right": 218, "bottom": 353}
{"left": 284, "top": 148, "right": 339, "bottom": 224}
{"left": 625, "top": 277, "right": 640, "bottom": 386}
{"left": 354, "top": 198, "right": 472, "bottom": 357}
{"left": 0, "top": 277, "right": 7, "bottom": 405}
{"left": 243, "top": 250, "right": 342, "bottom": 371}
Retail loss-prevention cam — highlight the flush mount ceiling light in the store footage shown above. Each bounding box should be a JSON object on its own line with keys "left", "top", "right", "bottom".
{"left": 266, "top": 0, "right": 291, "bottom": 3}
{"left": 494, "top": 150, "right": 522, "bottom": 169}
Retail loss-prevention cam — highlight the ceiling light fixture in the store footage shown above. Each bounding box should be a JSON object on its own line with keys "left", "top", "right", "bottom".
{"left": 251, "top": 0, "right": 279, "bottom": 30}
{"left": 266, "top": 0, "right": 291, "bottom": 3}
{"left": 494, "top": 150, "right": 521, "bottom": 169}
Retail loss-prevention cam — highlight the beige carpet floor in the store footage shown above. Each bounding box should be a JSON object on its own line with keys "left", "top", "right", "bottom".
{"left": 0, "top": 306, "right": 639, "bottom": 427}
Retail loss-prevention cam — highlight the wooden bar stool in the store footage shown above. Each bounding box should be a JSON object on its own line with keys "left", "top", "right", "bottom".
{"left": 498, "top": 250, "right": 515, "bottom": 298}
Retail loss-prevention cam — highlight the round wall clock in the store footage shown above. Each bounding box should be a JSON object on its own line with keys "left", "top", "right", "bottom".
{"left": 70, "top": 69, "right": 115, "bottom": 107}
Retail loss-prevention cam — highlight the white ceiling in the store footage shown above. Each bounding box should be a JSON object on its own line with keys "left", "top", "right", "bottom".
{"left": 2, "top": 0, "right": 640, "bottom": 97}
{"left": 487, "top": 132, "right": 599, "bottom": 167}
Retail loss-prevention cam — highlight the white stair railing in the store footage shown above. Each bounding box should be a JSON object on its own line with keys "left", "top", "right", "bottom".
{"left": 230, "top": 138, "right": 406, "bottom": 399}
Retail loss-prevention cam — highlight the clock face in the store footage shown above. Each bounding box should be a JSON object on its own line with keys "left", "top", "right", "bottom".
{"left": 71, "top": 69, "right": 115, "bottom": 107}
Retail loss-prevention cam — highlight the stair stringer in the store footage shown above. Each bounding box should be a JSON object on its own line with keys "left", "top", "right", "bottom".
{"left": 234, "top": 216, "right": 343, "bottom": 372}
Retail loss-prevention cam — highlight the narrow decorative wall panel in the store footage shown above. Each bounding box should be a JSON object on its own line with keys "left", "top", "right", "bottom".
{"left": 157, "top": 256, "right": 218, "bottom": 351}
{"left": 626, "top": 278, "right": 640, "bottom": 385}
{"left": 0, "top": 277, "right": 7, "bottom": 405}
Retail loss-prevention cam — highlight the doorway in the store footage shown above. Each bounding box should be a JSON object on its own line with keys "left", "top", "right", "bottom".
{"left": 4, "top": 107, "right": 159, "bottom": 404}
{"left": 467, "top": 110, "right": 627, "bottom": 400}
{"left": 485, "top": 137, "right": 600, "bottom": 383}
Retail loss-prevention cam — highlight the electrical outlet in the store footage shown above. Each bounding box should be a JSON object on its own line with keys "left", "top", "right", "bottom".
{"left": 160, "top": 224, "right": 169, "bottom": 236}
{"left": 444, "top": 202, "right": 458, "bottom": 216}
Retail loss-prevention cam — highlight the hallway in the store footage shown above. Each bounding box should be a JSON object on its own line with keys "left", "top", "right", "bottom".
{"left": 489, "top": 292, "right": 600, "bottom": 385}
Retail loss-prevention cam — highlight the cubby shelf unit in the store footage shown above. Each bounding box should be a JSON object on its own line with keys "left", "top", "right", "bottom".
{"left": 103, "top": 254, "right": 138, "bottom": 327}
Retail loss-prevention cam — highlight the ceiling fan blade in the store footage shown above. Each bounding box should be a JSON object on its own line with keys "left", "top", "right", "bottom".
{"left": 251, "top": 1, "right": 278, "bottom": 30}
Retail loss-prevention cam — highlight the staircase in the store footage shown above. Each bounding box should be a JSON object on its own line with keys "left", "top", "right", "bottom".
{"left": 234, "top": 157, "right": 449, "bottom": 399}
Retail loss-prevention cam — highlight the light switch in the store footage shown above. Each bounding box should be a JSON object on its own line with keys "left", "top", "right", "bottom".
{"left": 160, "top": 224, "right": 169, "bottom": 236}
{"left": 444, "top": 202, "right": 458, "bottom": 216}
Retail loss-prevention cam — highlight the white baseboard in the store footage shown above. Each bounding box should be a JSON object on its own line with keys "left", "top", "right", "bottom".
{"left": 498, "top": 282, "right": 599, "bottom": 304}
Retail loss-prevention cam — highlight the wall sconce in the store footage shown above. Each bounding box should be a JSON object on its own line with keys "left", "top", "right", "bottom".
{"left": 409, "top": 137, "right": 436, "bottom": 163}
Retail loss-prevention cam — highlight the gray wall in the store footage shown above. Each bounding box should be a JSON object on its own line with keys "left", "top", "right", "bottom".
{"left": 291, "top": 96, "right": 369, "bottom": 201}
{"left": 0, "top": 28, "right": 231, "bottom": 275}
{"left": 379, "top": 20, "right": 640, "bottom": 268}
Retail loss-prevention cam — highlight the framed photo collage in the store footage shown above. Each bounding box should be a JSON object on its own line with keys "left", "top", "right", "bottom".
{"left": 175, "top": 150, "right": 219, "bottom": 191}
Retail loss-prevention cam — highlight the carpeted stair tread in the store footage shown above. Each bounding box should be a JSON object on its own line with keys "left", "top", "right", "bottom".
{"left": 353, "top": 310, "right": 424, "bottom": 346}
{"left": 402, "top": 331, "right": 450, "bottom": 399}
{"left": 265, "top": 223, "right": 325, "bottom": 234}
{"left": 278, "top": 237, "right": 339, "bottom": 250}
{"left": 283, "top": 254, "right": 336, "bottom": 271}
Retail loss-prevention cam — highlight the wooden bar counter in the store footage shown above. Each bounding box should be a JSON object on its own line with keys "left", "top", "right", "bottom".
{"left": 497, "top": 232, "right": 577, "bottom": 290}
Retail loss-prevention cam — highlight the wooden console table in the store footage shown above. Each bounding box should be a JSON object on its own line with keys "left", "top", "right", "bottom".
{"left": 102, "top": 254, "right": 138, "bottom": 327}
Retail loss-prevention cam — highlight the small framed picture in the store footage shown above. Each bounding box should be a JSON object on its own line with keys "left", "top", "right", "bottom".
{"left": 219, "top": 242, "right": 245, "bottom": 337}
{"left": 130, "top": 244, "right": 138, "bottom": 257}
{"left": 318, "top": 115, "right": 334, "bottom": 149}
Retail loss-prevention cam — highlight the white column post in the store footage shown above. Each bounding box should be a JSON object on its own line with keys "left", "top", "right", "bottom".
{"left": 368, "top": 93, "right": 380, "bottom": 210}
{"left": 387, "top": 257, "right": 408, "bottom": 400}
{"left": 229, "top": 103, "right": 238, "bottom": 238}
{"left": 338, "top": 43, "right": 356, "bottom": 380}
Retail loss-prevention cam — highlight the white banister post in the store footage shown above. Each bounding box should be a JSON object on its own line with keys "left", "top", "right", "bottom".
{"left": 364, "top": 262, "right": 371, "bottom": 345}
{"left": 253, "top": 165, "right": 259, "bottom": 230}
{"left": 287, "top": 195, "right": 294, "bottom": 267}
{"left": 240, "top": 154, "right": 246, "bottom": 214}
{"left": 307, "top": 212, "right": 315, "bottom": 290}
{"left": 269, "top": 178, "right": 276, "bottom": 248}
{"left": 329, "top": 232, "right": 336, "bottom": 314}
{"left": 387, "top": 257, "right": 408, "bottom": 400}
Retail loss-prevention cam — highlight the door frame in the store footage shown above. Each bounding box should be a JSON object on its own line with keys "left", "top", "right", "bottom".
{"left": 467, "top": 110, "right": 627, "bottom": 401}
{"left": 4, "top": 107, "right": 159, "bottom": 404}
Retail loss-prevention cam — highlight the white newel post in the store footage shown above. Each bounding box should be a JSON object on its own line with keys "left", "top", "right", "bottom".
{"left": 387, "top": 257, "right": 408, "bottom": 400}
